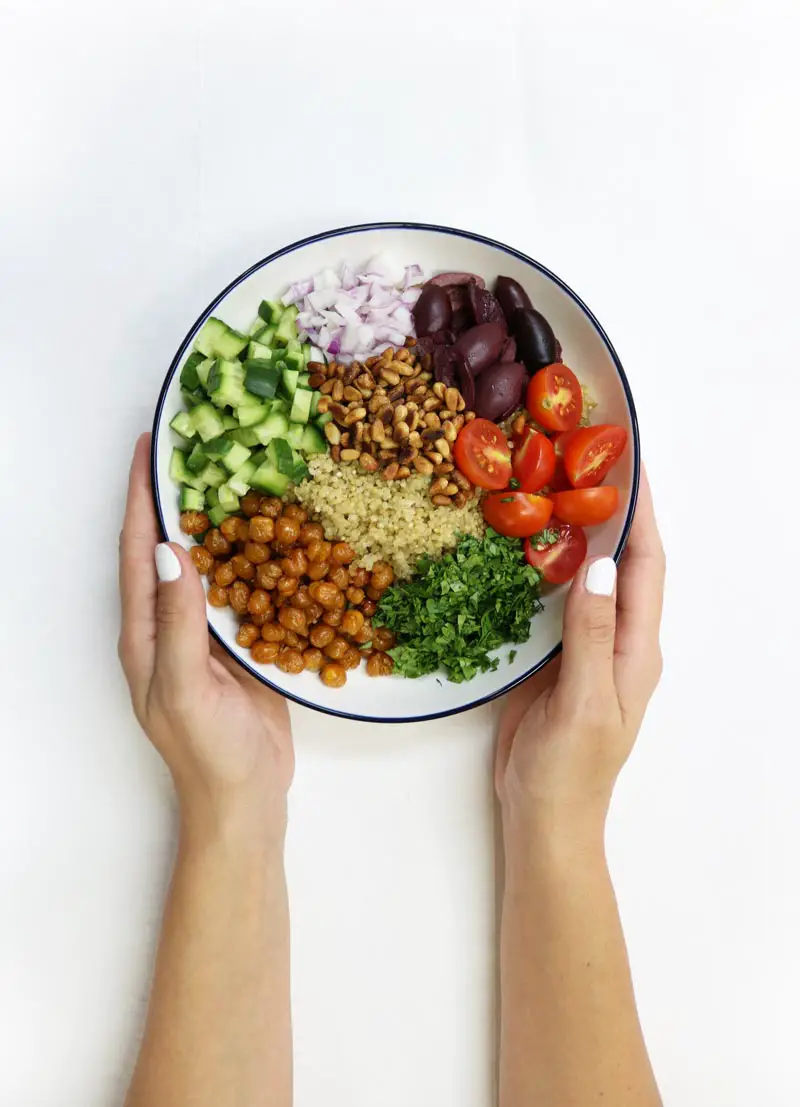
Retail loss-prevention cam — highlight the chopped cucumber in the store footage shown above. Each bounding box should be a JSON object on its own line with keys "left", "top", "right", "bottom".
{"left": 222, "top": 414, "right": 239, "bottom": 430}
{"left": 280, "top": 368, "right": 299, "bottom": 400}
{"left": 180, "top": 351, "right": 206, "bottom": 390}
{"left": 274, "top": 305, "right": 299, "bottom": 346}
{"left": 170, "top": 411, "right": 195, "bottom": 439}
{"left": 210, "top": 369, "right": 248, "bottom": 410}
{"left": 291, "top": 456, "right": 310, "bottom": 483}
{"left": 197, "top": 461, "right": 227, "bottom": 489}
{"left": 196, "top": 357, "right": 215, "bottom": 388}
{"left": 190, "top": 402, "right": 226, "bottom": 443}
{"left": 258, "top": 299, "right": 284, "bottom": 325}
{"left": 181, "top": 387, "right": 206, "bottom": 409}
{"left": 230, "top": 426, "right": 262, "bottom": 448}
{"left": 268, "top": 438, "right": 296, "bottom": 476}
{"left": 180, "top": 486, "right": 205, "bottom": 512}
{"left": 289, "top": 387, "right": 313, "bottom": 424}
{"left": 248, "top": 317, "right": 267, "bottom": 335}
{"left": 236, "top": 402, "right": 269, "bottom": 428}
{"left": 248, "top": 340, "right": 273, "bottom": 360}
{"left": 253, "top": 409, "right": 290, "bottom": 445}
{"left": 303, "top": 345, "right": 313, "bottom": 367}
{"left": 297, "top": 371, "right": 311, "bottom": 388}
{"left": 220, "top": 441, "right": 251, "bottom": 474}
{"left": 208, "top": 505, "right": 229, "bottom": 527}
{"left": 244, "top": 359, "right": 281, "bottom": 400}
{"left": 170, "top": 447, "right": 207, "bottom": 491}
{"left": 195, "top": 317, "right": 248, "bottom": 360}
{"left": 315, "top": 410, "right": 333, "bottom": 427}
{"left": 186, "top": 442, "right": 209, "bottom": 473}
{"left": 206, "top": 487, "right": 220, "bottom": 509}
{"left": 251, "top": 459, "right": 291, "bottom": 496}
{"left": 301, "top": 423, "right": 327, "bottom": 455}
{"left": 227, "top": 459, "right": 258, "bottom": 497}
{"left": 202, "top": 436, "right": 235, "bottom": 461}
{"left": 217, "top": 484, "right": 241, "bottom": 513}
{"left": 285, "top": 423, "right": 305, "bottom": 450}
{"left": 254, "top": 325, "right": 276, "bottom": 345}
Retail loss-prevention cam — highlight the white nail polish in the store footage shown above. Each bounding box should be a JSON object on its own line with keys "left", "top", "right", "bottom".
{"left": 155, "top": 543, "right": 182, "bottom": 583}
{"left": 585, "top": 557, "right": 616, "bottom": 596}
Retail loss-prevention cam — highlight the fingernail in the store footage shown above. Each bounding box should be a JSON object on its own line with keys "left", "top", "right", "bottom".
{"left": 585, "top": 557, "right": 616, "bottom": 596}
{"left": 155, "top": 543, "right": 182, "bottom": 583}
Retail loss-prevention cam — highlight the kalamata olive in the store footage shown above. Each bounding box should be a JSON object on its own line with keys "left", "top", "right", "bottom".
{"left": 457, "top": 357, "right": 476, "bottom": 411}
{"left": 473, "top": 362, "right": 527, "bottom": 423}
{"left": 467, "top": 283, "right": 507, "bottom": 329}
{"left": 412, "top": 284, "right": 453, "bottom": 337}
{"left": 499, "top": 336, "right": 517, "bottom": 362}
{"left": 454, "top": 322, "right": 507, "bottom": 375}
{"left": 428, "top": 272, "right": 485, "bottom": 289}
{"left": 513, "top": 307, "right": 559, "bottom": 373}
{"left": 494, "top": 276, "right": 533, "bottom": 324}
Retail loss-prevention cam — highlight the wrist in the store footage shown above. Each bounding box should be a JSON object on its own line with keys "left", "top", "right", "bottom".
{"left": 177, "top": 783, "right": 288, "bottom": 859}
{"left": 502, "top": 797, "right": 607, "bottom": 877}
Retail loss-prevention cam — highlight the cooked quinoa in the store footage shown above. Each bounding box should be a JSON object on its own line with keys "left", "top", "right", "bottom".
{"left": 294, "top": 456, "right": 485, "bottom": 579}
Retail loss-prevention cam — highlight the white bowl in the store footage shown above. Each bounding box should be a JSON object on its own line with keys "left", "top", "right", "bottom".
{"left": 152, "top": 223, "right": 639, "bottom": 722}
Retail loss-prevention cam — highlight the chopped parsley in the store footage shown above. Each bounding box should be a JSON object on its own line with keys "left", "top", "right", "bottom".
{"left": 374, "top": 529, "right": 544, "bottom": 683}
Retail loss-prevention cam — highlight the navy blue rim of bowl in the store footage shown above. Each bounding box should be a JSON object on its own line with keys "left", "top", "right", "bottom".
{"left": 151, "top": 221, "right": 640, "bottom": 724}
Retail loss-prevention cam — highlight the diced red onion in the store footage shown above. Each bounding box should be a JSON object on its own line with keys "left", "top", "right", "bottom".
{"left": 281, "top": 278, "right": 313, "bottom": 306}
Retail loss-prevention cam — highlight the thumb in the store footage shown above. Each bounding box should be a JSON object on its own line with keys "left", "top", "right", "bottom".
{"left": 154, "top": 542, "right": 210, "bottom": 691}
{"left": 557, "top": 556, "right": 618, "bottom": 697}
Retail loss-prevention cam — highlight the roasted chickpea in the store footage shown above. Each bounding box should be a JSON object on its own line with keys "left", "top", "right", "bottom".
{"left": 324, "top": 636, "right": 349, "bottom": 661}
{"left": 220, "top": 516, "right": 242, "bottom": 543}
{"left": 256, "top": 562, "right": 282, "bottom": 590}
{"left": 285, "top": 632, "right": 308, "bottom": 651}
{"left": 353, "top": 622, "right": 373, "bottom": 646}
{"left": 204, "top": 528, "right": 232, "bottom": 556}
{"left": 302, "top": 647, "right": 324, "bottom": 672}
{"left": 366, "top": 584, "right": 385, "bottom": 602}
{"left": 247, "top": 589, "right": 271, "bottom": 617}
{"left": 307, "top": 538, "right": 332, "bottom": 563}
{"left": 230, "top": 554, "right": 255, "bottom": 582}
{"left": 320, "top": 662, "right": 347, "bottom": 688}
{"left": 207, "top": 561, "right": 217, "bottom": 582}
{"left": 180, "top": 511, "right": 209, "bottom": 536}
{"left": 282, "top": 549, "right": 309, "bottom": 578}
{"left": 370, "top": 561, "right": 395, "bottom": 591}
{"left": 282, "top": 504, "right": 307, "bottom": 523}
{"left": 190, "top": 546, "right": 214, "bottom": 574}
{"left": 323, "top": 609, "right": 344, "bottom": 628}
{"left": 250, "top": 611, "right": 273, "bottom": 627}
{"left": 244, "top": 540, "right": 269, "bottom": 565}
{"left": 248, "top": 515, "right": 274, "bottom": 543}
{"left": 279, "top": 606, "right": 307, "bottom": 634}
{"left": 333, "top": 590, "right": 346, "bottom": 610}
{"left": 298, "top": 522, "right": 324, "bottom": 546}
{"left": 331, "top": 542, "right": 356, "bottom": 565}
{"left": 361, "top": 599, "right": 378, "bottom": 618}
{"left": 306, "top": 601, "right": 324, "bottom": 624}
{"left": 240, "top": 491, "right": 262, "bottom": 517}
{"left": 367, "top": 651, "right": 394, "bottom": 677}
{"left": 274, "top": 516, "right": 301, "bottom": 545}
{"left": 341, "top": 609, "right": 365, "bottom": 637}
{"left": 290, "top": 586, "right": 313, "bottom": 610}
{"left": 277, "top": 648, "right": 304, "bottom": 674}
{"left": 259, "top": 497, "right": 282, "bottom": 519}
{"left": 251, "top": 640, "right": 280, "bottom": 664}
{"left": 229, "top": 580, "right": 251, "bottom": 614}
{"left": 261, "top": 624, "right": 286, "bottom": 643}
{"left": 372, "top": 627, "right": 396, "bottom": 652}
{"left": 342, "top": 647, "right": 361, "bottom": 671}
{"left": 328, "top": 565, "right": 350, "bottom": 590}
{"left": 309, "top": 624, "right": 335, "bottom": 649}
{"left": 349, "top": 565, "right": 370, "bottom": 587}
{"left": 214, "top": 561, "right": 236, "bottom": 587}
{"left": 207, "top": 585, "right": 229, "bottom": 607}
{"left": 236, "top": 623, "right": 260, "bottom": 648}
{"left": 306, "top": 560, "right": 330, "bottom": 581}
{"left": 276, "top": 576, "right": 298, "bottom": 597}
{"left": 346, "top": 586, "right": 365, "bottom": 605}
{"left": 236, "top": 518, "right": 251, "bottom": 543}
{"left": 310, "top": 581, "right": 340, "bottom": 609}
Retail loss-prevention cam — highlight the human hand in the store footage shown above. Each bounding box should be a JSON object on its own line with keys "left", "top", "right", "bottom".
{"left": 496, "top": 469, "right": 665, "bottom": 835}
{"left": 118, "top": 434, "right": 294, "bottom": 841}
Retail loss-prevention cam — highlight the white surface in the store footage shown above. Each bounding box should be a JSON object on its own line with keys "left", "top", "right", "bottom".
{"left": 1, "top": 1, "right": 798, "bottom": 1104}
{"left": 155, "top": 225, "right": 637, "bottom": 721}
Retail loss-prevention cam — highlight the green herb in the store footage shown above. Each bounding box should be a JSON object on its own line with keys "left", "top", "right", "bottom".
{"left": 508, "top": 649, "right": 518, "bottom": 664}
{"left": 500, "top": 496, "right": 515, "bottom": 503}
{"left": 509, "top": 477, "right": 520, "bottom": 490}
{"left": 532, "top": 527, "right": 560, "bottom": 547}
{"left": 374, "top": 529, "right": 544, "bottom": 683}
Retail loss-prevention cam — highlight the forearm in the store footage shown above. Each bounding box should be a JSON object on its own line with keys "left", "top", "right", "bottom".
{"left": 499, "top": 810, "right": 661, "bottom": 1107}
{"left": 125, "top": 807, "right": 292, "bottom": 1107}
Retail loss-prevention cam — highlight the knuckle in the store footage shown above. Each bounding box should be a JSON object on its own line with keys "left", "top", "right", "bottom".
{"left": 581, "top": 609, "right": 616, "bottom": 646}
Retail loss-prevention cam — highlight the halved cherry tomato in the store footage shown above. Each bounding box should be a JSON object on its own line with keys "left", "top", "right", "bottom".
{"left": 549, "top": 486, "right": 619, "bottom": 527}
{"left": 512, "top": 426, "right": 556, "bottom": 492}
{"left": 564, "top": 424, "right": 628, "bottom": 489}
{"left": 524, "top": 523, "right": 588, "bottom": 584}
{"left": 453, "top": 418, "right": 512, "bottom": 490}
{"left": 526, "top": 363, "right": 583, "bottom": 433}
{"left": 549, "top": 429, "right": 580, "bottom": 492}
{"left": 482, "top": 491, "right": 553, "bottom": 537}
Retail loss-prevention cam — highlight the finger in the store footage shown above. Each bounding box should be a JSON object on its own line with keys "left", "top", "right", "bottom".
{"left": 556, "top": 556, "right": 618, "bottom": 701}
{"left": 614, "top": 467, "right": 666, "bottom": 705}
{"left": 118, "top": 433, "right": 159, "bottom": 697}
{"left": 153, "top": 542, "right": 210, "bottom": 694}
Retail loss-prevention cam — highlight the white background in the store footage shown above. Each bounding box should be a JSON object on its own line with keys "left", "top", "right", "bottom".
{"left": 1, "top": 1, "right": 798, "bottom": 1104}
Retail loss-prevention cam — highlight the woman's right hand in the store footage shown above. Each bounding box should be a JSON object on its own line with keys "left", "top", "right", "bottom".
{"left": 497, "top": 469, "right": 665, "bottom": 833}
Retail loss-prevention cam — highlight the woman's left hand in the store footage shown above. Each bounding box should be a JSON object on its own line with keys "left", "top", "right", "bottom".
{"left": 118, "top": 433, "right": 294, "bottom": 840}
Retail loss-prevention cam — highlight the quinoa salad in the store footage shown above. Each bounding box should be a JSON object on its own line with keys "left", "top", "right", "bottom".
{"left": 170, "top": 257, "right": 629, "bottom": 688}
